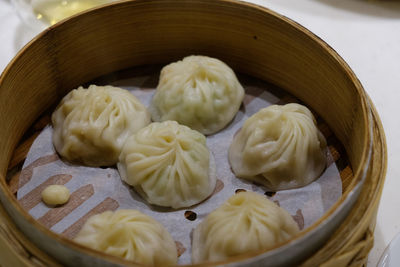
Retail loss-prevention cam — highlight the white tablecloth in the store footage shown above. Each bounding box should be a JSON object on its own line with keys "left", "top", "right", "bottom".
{"left": 1, "top": 0, "right": 400, "bottom": 266}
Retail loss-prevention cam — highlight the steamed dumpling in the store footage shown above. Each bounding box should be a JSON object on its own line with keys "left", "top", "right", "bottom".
{"left": 150, "top": 55, "right": 245, "bottom": 135}
{"left": 74, "top": 209, "right": 177, "bottom": 266}
{"left": 118, "top": 121, "right": 216, "bottom": 208}
{"left": 192, "top": 191, "right": 299, "bottom": 263}
{"left": 229, "top": 103, "right": 327, "bottom": 190}
{"left": 52, "top": 85, "right": 150, "bottom": 166}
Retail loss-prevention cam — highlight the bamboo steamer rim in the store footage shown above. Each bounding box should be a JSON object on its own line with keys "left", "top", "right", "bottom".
{"left": 0, "top": 0, "right": 375, "bottom": 266}
{"left": 302, "top": 98, "right": 387, "bottom": 266}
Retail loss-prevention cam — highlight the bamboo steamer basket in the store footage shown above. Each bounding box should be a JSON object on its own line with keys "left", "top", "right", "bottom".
{"left": 0, "top": 0, "right": 386, "bottom": 266}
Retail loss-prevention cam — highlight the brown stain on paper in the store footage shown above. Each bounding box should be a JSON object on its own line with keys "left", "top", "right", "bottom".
{"left": 38, "top": 184, "right": 94, "bottom": 228}
{"left": 292, "top": 209, "right": 305, "bottom": 230}
{"left": 19, "top": 154, "right": 59, "bottom": 188}
{"left": 62, "top": 197, "right": 119, "bottom": 239}
{"left": 19, "top": 174, "right": 72, "bottom": 210}
{"left": 175, "top": 241, "right": 186, "bottom": 257}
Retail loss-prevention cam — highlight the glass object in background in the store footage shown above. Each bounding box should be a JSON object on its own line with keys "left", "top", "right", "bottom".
{"left": 12, "top": 0, "right": 116, "bottom": 31}
{"left": 33, "top": 0, "right": 112, "bottom": 25}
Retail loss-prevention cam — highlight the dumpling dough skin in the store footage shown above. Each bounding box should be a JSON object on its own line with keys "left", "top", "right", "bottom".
{"left": 229, "top": 103, "right": 327, "bottom": 191}
{"left": 118, "top": 121, "right": 216, "bottom": 209}
{"left": 41, "top": 185, "right": 70, "bottom": 205}
{"left": 52, "top": 85, "right": 150, "bottom": 166}
{"left": 150, "top": 55, "right": 245, "bottom": 135}
{"left": 74, "top": 209, "right": 177, "bottom": 266}
{"left": 192, "top": 191, "right": 299, "bottom": 263}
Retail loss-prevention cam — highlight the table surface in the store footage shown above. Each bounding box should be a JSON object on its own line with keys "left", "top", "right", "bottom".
{"left": 1, "top": 0, "right": 399, "bottom": 266}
